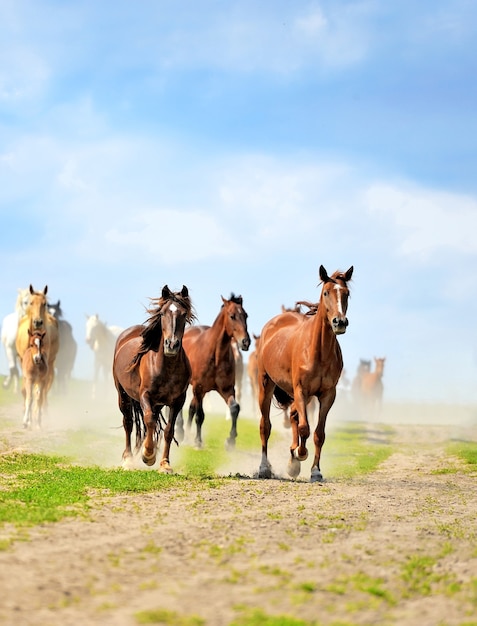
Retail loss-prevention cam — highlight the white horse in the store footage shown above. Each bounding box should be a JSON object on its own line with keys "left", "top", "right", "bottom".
{"left": 85, "top": 314, "right": 123, "bottom": 399}
{"left": 1, "top": 288, "right": 31, "bottom": 393}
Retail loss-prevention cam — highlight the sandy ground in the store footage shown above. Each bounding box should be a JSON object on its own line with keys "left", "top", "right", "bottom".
{"left": 0, "top": 384, "right": 476, "bottom": 626}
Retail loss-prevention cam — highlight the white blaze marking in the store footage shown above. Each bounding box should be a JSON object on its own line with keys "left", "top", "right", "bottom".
{"left": 169, "top": 303, "right": 178, "bottom": 312}
{"left": 334, "top": 284, "right": 343, "bottom": 315}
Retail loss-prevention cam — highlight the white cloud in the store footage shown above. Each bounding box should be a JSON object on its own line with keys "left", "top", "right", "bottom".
{"left": 365, "top": 183, "right": 477, "bottom": 259}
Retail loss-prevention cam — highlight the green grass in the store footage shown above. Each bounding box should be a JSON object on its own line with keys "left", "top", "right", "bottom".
{"left": 447, "top": 441, "right": 477, "bottom": 468}
{"left": 134, "top": 608, "right": 205, "bottom": 625}
{"left": 324, "top": 423, "right": 394, "bottom": 478}
{"left": 230, "top": 607, "right": 321, "bottom": 626}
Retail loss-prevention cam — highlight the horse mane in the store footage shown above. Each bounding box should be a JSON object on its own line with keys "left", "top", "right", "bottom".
{"left": 226, "top": 293, "right": 243, "bottom": 306}
{"left": 295, "top": 300, "right": 319, "bottom": 316}
{"left": 128, "top": 288, "right": 196, "bottom": 370}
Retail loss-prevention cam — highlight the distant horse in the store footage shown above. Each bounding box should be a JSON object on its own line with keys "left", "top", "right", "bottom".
{"left": 16, "top": 285, "right": 59, "bottom": 394}
{"left": 358, "top": 357, "right": 386, "bottom": 417}
{"left": 257, "top": 265, "right": 353, "bottom": 482}
{"left": 351, "top": 359, "right": 371, "bottom": 403}
{"left": 85, "top": 314, "right": 123, "bottom": 398}
{"left": 113, "top": 285, "right": 195, "bottom": 472}
{"left": 178, "top": 293, "right": 251, "bottom": 449}
{"left": 1, "top": 288, "right": 31, "bottom": 392}
{"left": 247, "top": 334, "right": 261, "bottom": 418}
{"left": 48, "top": 300, "right": 77, "bottom": 393}
{"left": 21, "top": 329, "right": 49, "bottom": 429}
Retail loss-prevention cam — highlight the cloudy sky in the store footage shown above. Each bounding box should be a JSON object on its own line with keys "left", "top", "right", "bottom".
{"left": 1, "top": 0, "right": 476, "bottom": 403}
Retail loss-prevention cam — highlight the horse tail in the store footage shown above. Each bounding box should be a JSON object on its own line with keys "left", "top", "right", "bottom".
{"left": 131, "top": 399, "right": 145, "bottom": 452}
{"left": 273, "top": 386, "right": 292, "bottom": 410}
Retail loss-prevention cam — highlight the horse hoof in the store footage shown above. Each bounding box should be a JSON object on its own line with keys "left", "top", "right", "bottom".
{"left": 259, "top": 465, "right": 272, "bottom": 479}
{"left": 287, "top": 457, "right": 301, "bottom": 478}
{"left": 142, "top": 452, "right": 156, "bottom": 466}
{"left": 159, "top": 461, "right": 173, "bottom": 474}
{"left": 310, "top": 468, "right": 323, "bottom": 483}
{"left": 225, "top": 437, "right": 236, "bottom": 451}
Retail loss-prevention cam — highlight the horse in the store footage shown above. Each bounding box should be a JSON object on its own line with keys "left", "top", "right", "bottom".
{"left": 113, "top": 285, "right": 195, "bottom": 472}
{"left": 21, "top": 329, "right": 49, "bottom": 429}
{"left": 351, "top": 359, "right": 371, "bottom": 402}
{"left": 16, "top": 285, "right": 59, "bottom": 395}
{"left": 256, "top": 264, "right": 353, "bottom": 482}
{"left": 48, "top": 300, "right": 77, "bottom": 393}
{"left": 177, "top": 293, "right": 251, "bottom": 449}
{"left": 85, "top": 314, "right": 124, "bottom": 398}
{"left": 1, "top": 288, "right": 31, "bottom": 393}
{"left": 358, "top": 357, "right": 386, "bottom": 418}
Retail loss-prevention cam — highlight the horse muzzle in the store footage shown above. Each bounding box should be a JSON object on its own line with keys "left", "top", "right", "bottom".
{"left": 239, "top": 336, "right": 251, "bottom": 351}
{"left": 164, "top": 338, "right": 181, "bottom": 356}
{"left": 332, "top": 317, "right": 349, "bottom": 335}
{"left": 33, "top": 318, "right": 44, "bottom": 330}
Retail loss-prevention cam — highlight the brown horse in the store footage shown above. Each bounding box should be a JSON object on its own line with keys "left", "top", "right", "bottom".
{"left": 113, "top": 285, "right": 195, "bottom": 473}
{"left": 358, "top": 357, "right": 386, "bottom": 417}
{"left": 257, "top": 265, "right": 353, "bottom": 482}
{"left": 178, "top": 293, "right": 251, "bottom": 449}
{"left": 21, "top": 329, "right": 49, "bottom": 429}
{"left": 16, "top": 285, "right": 59, "bottom": 394}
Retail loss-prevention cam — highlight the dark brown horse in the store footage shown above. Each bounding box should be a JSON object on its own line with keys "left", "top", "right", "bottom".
{"left": 178, "top": 293, "right": 251, "bottom": 449}
{"left": 112, "top": 285, "right": 195, "bottom": 472}
{"left": 257, "top": 265, "right": 353, "bottom": 482}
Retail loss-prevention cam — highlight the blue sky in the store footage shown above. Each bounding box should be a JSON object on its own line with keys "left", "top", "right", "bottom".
{"left": 1, "top": 0, "right": 477, "bottom": 403}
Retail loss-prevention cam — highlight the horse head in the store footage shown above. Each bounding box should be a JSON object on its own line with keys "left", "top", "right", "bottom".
{"left": 28, "top": 285, "right": 49, "bottom": 330}
{"left": 318, "top": 265, "right": 353, "bottom": 335}
{"left": 221, "top": 293, "right": 251, "bottom": 351}
{"left": 48, "top": 300, "right": 63, "bottom": 319}
{"left": 160, "top": 285, "right": 195, "bottom": 357}
{"left": 27, "top": 328, "right": 47, "bottom": 365}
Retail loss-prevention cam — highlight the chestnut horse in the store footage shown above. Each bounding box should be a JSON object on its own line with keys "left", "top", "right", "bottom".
{"left": 257, "top": 265, "right": 353, "bottom": 482}
{"left": 113, "top": 285, "right": 195, "bottom": 472}
{"left": 358, "top": 357, "right": 386, "bottom": 417}
{"left": 21, "top": 329, "right": 49, "bottom": 429}
{"left": 16, "top": 285, "right": 59, "bottom": 394}
{"left": 178, "top": 294, "right": 251, "bottom": 449}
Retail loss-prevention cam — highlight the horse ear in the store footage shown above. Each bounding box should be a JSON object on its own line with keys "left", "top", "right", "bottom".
{"left": 162, "top": 285, "right": 171, "bottom": 299}
{"left": 181, "top": 285, "right": 189, "bottom": 297}
{"left": 43, "top": 286, "right": 48, "bottom": 295}
{"left": 319, "top": 265, "right": 329, "bottom": 283}
{"left": 345, "top": 266, "right": 354, "bottom": 282}
{"left": 29, "top": 285, "right": 34, "bottom": 295}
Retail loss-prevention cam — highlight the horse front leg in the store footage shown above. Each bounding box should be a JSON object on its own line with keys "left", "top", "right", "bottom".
{"left": 141, "top": 394, "right": 157, "bottom": 466}
{"left": 159, "top": 393, "right": 186, "bottom": 473}
{"left": 311, "top": 390, "right": 336, "bottom": 483}
{"left": 118, "top": 389, "right": 134, "bottom": 466}
{"left": 223, "top": 390, "right": 239, "bottom": 450}
{"left": 188, "top": 392, "right": 205, "bottom": 449}
{"left": 22, "top": 382, "right": 33, "bottom": 429}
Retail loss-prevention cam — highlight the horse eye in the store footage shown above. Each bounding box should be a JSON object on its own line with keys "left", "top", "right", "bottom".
{"left": 230, "top": 314, "right": 236, "bottom": 321}
{"left": 324, "top": 290, "right": 328, "bottom": 297}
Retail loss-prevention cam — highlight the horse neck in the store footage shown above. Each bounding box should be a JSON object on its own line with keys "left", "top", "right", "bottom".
{"left": 210, "top": 309, "right": 233, "bottom": 364}
{"left": 308, "top": 304, "right": 338, "bottom": 362}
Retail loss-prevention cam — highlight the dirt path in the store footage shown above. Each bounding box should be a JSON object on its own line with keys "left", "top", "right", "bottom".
{"left": 0, "top": 401, "right": 476, "bottom": 626}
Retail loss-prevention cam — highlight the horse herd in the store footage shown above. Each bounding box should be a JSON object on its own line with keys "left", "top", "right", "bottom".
{"left": 0, "top": 266, "right": 386, "bottom": 482}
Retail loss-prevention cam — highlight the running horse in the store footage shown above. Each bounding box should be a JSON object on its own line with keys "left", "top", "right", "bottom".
{"left": 257, "top": 265, "right": 353, "bottom": 482}
{"left": 1, "top": 287, "right": 31, "bottom": 393}
{"left": 85, "top": 314, "right": 123, "bottom": 398}
{"left": 113, "top": 285, "right": 195, "bottom": 472}
{"left": 359, "top": 357, "right": 386, "bottom": 417}
{"left": 178, "top": 293, "right": 251, "bottom": 449}
{"left": 21, "top": 329, "right": 49, "bottom": 429}
{"left": 48, "top": 300, "right": 77, "bottom": 393}
{"left": 16, "top": 286, "right": 59, "bottom": 396}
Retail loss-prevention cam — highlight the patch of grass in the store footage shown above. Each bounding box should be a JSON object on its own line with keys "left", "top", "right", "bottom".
{"left": 447, "top": 441, "right": 477, "bottom": 468}
{"left": 325, "top": 423, "right": 394, "bottom": 478}
{"left": 134, "top": 608, "right": 205, "bottom": 625}
{"left": 0, "top": 451, "right": 193, "bottom": 528}
{"left": 230, "top": 606, "right": 321, "bottom": 626}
